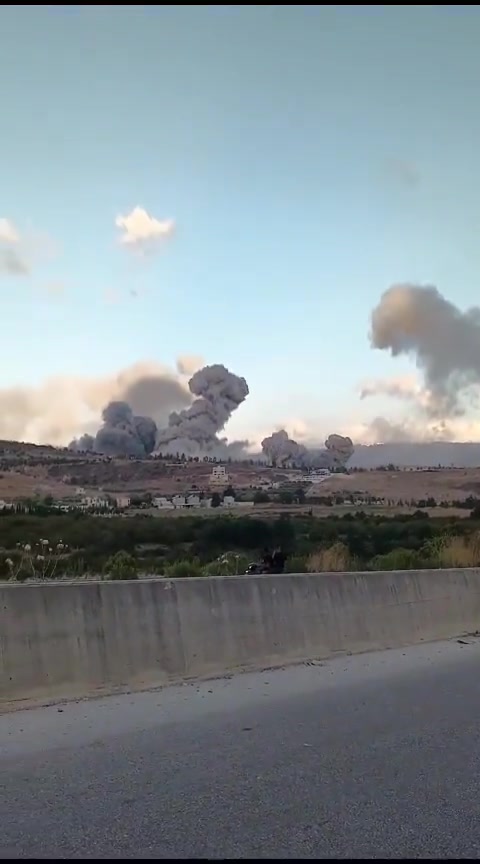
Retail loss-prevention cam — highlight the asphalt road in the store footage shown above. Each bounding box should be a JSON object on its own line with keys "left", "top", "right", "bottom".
{"left": 3, "top": 637, "right": 480, "bottom": 859}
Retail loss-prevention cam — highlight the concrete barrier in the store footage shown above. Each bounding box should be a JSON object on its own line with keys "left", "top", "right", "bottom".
{"left": 2, "top": 568, "right": 480, "bottom": 708}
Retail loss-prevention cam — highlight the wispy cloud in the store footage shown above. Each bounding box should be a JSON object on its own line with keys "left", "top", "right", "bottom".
{"left": 0, "top": 218, "right": 59, "bottom": 278}
{"left": 0, "top": 218, "right": 30, "bottom": 275}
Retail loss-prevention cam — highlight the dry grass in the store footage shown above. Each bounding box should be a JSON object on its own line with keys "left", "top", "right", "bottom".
{"left": 316, "top": 468, "right": 480, "bottom": 505}
{"left": 306, "top": 542, "right": 353, "bottom": 572}
{"left": 435, "top": 532, "right": 480, "bottom": 568}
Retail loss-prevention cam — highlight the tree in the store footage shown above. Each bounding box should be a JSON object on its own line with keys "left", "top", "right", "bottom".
{"left": 279, "top": 490, "right": 294, "bottom": 505}
{"left": 294, "top": 487, "right": 306, "bottom": 504}
{"left": 253, "top": 490, "right": 270, "bottom": 504}
{"left": 223, "top": 485, "right": 236, "bottom": 499}
{"left": 211, "top": 492, "right": 222, "bottom": 508}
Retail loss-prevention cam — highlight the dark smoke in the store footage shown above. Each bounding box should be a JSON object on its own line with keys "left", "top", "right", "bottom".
{"left": 370, "top": 284, "right": 480, "bottom": 416}
{"left": 261, "top": 429, "right": 354, "bottom": 469}
{"left": 70, "top": 361, "right": 356, "bottom": 464}
{"left": 155, "top": 363, "right": 249, "bottom": 457}
{"left": 71, "top": 401, "right": 158, "bottom": 457}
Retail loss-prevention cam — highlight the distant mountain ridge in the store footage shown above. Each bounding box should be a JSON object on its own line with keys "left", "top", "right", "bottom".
{"left": 350, "top": 442, "right": 480, "bottom": 469}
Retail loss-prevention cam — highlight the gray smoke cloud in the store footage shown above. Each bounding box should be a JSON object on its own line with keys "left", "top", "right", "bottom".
{"left": 67, "top": 362, "right": 191, "bottom": 455}
{"left": 71, "top": 401, "right": 158, "bottom": 457}
{"left": 261, "top": 429, "right": 354, "bottom": 469}
{"left": 155, "top": 363, "right": 249, "bottom": 457}
{"left": 70, "top": 362, "right": 356, "bottom": 464}
{"left": 370, "top": 284, "right": 480, "bottom": 417}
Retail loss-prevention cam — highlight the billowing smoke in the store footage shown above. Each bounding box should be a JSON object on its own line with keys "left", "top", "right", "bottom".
{"left": 261, "top": 430, "right": 308, "bottom": 467}
{"left": 71, "top": 401, "right": 158, "bottom": 457}
{"left": 261, "top": 429, "right": 354, "bottom": 469}
{"left": 370, "top": 284, "right": 480, "bottom": 416}
{"left": 325, "top": 433, "right": 355, "bottom": 465}
{"left": 69, "top": 362, "right": 250, "bottom": 458}
{"left": 155, "top": 364, "right": 249, "bottom": 457}
{"left": 69, "top": 361, "right": 355, "bottom": 464}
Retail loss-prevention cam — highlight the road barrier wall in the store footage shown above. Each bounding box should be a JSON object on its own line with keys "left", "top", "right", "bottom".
{"left": 2, "top": 568, "right": 480, "bottom": 707}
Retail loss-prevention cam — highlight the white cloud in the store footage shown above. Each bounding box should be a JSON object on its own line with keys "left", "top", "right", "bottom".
{"left": 0, "top": 218, "right": 59, "bottom": 277}
{"left": 115, "top": 206, "right": 175, "bottom": 254}
{"left": 0, "top": 218, "right": 20, "bottom": 244}
{"left": 0, "top": 218, "right": 30, "bottom": 275}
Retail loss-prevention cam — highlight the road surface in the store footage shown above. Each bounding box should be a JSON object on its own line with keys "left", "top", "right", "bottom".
{"left": 3, "top": 638, "right": 480, "bottom": 858}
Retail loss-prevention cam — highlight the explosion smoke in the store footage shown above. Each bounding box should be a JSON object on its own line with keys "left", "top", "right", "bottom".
{"left": 370, "top": 284, "right": 480, "bottom": 416}
{"left": 70, "top": 361, "right": 355, "bottom": 465}
{"left": 71, "top": 401, "right": 158, "bottom": 457}
{"left": 261, "top": 429, "right": 354, "bottom": 469}
{"left": 155, "top": 363, "right": 249, "bottom": 457}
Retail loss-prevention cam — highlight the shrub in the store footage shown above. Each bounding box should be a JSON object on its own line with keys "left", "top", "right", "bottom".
{"left": 164, "top": 559, "right": 203, "bottom": 578}
{"left": 435, "top": 533, "right": 480, "bottom": 568}
{"left": 369, "top": 548, "right": 420, "bottom": 571}
{"left": 104, "top": 550, "right": 138, "bottom": 580}
{"left": 306, "top": 542, "right": 353, "bottom": 572}
{"left": 285, "top": 555, "right": 307, "bottom": 574}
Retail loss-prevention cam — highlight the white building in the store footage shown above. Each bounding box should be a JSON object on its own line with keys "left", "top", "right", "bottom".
{"left": 153, "top": 496, "right": 174, "bottom": 510}
{"left": 172, "top": 495, "right": 186, "bottom": 508}
{"left": 209, "top": 465, "right": 230, "bottom": 487}
{"left": 307, "top": 469, "right": 331, "bottom": 484}
{"left": 82, "top": 495, "right": 111, "bottom": 509}
{"left": 185, "top": 494, "right": 201, "bottom": 508}
{"left": 115, "top": 495, "right": 131, "bottom": 509}
{"left": 222, "top": 495, "right": 236, "bottom": 508}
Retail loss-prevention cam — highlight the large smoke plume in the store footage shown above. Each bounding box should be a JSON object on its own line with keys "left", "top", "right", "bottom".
{"left": 370, "top": 284, "right": 480, "bottom": 417}
{"left": 70, "top": 361, "right": 354, "bottom": 466}
{"left": 155, "top": 364, "right": 249, "bottom": 457}
{"left": 73, "top": 402, "right": 158, "bottom": 457}
{"left": 261, "top": 429, "right": 354, "bottom": 469}
{"left": 72, "top": 363, "right": 251, "bottom": 459}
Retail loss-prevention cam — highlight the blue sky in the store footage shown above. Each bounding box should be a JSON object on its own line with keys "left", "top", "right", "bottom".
{"left": 2, "top": 5, "right": 480, "bottom": 443}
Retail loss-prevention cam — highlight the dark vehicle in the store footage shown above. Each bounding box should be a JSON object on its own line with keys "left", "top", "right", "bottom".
{"left": 244, "top": 561, "right": 267, "bottom": 575}
{"left": 244, "top": 548, "right": 287, "bottom": 575}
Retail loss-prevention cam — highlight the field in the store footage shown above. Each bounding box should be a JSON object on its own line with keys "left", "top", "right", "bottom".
{"left": 311, "top": 468, "right": 480, "bottom": 504}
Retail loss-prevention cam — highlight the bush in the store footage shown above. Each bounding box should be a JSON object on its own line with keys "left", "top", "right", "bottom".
{"left": 164, "top": 559, "right": 203, "bottom": 578}
{"left": 435, "top": 533, "right": 480, "bottom": 568}
{"left": 306, "top": 542, "right": 353, "bottom": 572}
{"left": 369, "top": 548, "right": 420, "bottom": 571}
{"left": 285, "top": 555, "right": 307, "bottom": 574}
{"left": 104, "top": 550, "right": 138, "bottom": 580}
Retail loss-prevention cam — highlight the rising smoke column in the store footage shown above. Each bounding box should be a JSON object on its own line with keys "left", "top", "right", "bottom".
{"left": 324, "top": 433, "right": 355, "bottom": 466}
{"left": 370, "top": 284, "right": 480, "bottom": 416}
{"left": 71, "top": 401, "right": 158, "bottom": 457}
{"left": 261, "top": 429, "right": 354, "bottom": 468}
{"left": 155, "top": 363, "right": 249, "bottom": 456}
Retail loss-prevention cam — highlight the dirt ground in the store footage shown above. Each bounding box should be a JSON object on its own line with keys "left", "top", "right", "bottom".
{"left": 312, "top": 468, "right": 480, "bottom": 504}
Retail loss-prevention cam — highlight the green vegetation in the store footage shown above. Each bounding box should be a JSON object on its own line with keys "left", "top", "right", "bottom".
{"left": 2, "top": 507, "right": 480, "bottom": 581}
